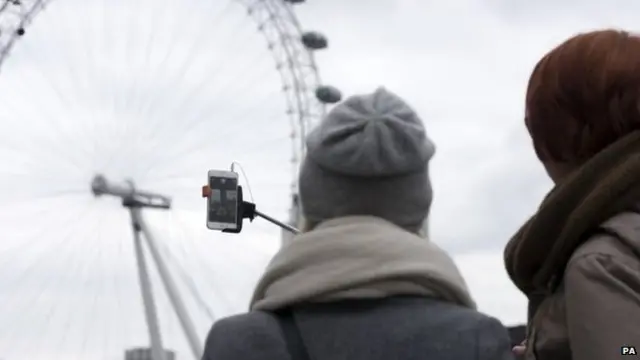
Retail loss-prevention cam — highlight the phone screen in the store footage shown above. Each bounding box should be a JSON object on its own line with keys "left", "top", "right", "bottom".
{"left": 208, "top": 176, "right": 238, "bottom": 225}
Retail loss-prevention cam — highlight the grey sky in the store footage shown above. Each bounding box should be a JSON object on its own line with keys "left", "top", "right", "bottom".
{"left": 0, "top": 0, "right": 638, "bottom": 359}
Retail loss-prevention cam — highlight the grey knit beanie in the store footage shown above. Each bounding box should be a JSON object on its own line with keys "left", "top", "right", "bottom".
{"left": 299, "top": 87, "right": 436, "bottom": 233}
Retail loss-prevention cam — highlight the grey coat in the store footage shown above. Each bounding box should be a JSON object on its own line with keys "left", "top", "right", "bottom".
{"left": 203, "top": 296, "right": 514, "bottom": 360}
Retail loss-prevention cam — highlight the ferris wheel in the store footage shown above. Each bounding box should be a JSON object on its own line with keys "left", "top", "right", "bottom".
{"left": 0, "top": 0, "right": 342, "bottom": 359}
{"left": 0, "top": 0, "right": 341, "bottom": 228}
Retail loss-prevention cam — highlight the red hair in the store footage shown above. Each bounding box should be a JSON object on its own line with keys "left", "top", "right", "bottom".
{"left": 525, "top": 29, "right": 640, "bottom": 162}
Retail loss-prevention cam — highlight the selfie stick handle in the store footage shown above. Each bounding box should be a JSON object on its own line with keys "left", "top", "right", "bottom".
{"left": 252, "top": 207, "right": 300, "bottom": 234}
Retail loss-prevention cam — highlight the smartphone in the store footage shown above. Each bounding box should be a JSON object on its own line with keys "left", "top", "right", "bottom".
{"left": 206, "top": 170, "right": 239, "bottom": 231}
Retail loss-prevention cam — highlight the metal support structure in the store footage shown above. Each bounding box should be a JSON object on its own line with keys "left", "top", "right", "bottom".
{"left": 91, "top": 174, "right": 203, "bottom": 360}
{"left": 0, "top": 0, "right": 49, "bottom": 73}
{"left": 133, "top": 206, "right": 203, "bottom": 360}
{"left": 130, "top": 209, "right": 166, "bottom": 360}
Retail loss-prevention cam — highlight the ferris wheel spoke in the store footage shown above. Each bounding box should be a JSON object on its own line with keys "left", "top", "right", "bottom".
{"left": 45, "top": 227, "right": 100, "bottom": 359}
{"left": 126, "top": 1, "right": 236, "bottom": 134}
{"left": 0, "top": 206, "right": 90, "bottom": 282}
{"left": 121, "top": 0, "right": 172, "bottom": 146}
{"left": 0, "top": 60, "right": 82, "bottom": 162}
{"left": 0, "top": 120, "right": 91, "bottom": 170}
{"left": 139, "top": 83, "right": 279, "bottom": 159}
{"left": 169, "top": 212, "right": 248, "bottom": 313}
{"left": 0, "top": 81, "right": 97, "bottom": 174}
{"left": 29, "top": 222, "right": 102, "bottom": 359}
{"left": 160, "top": 52, "right": 274, "bottom": 139}
{"left": 139, "top": 17, "right": 260, "bottom": 133}
{"left": 0, "top": 200, "right": 88, "bottom": 266}
{"left": 0, "top": 168, "right": 84, "bottom": 197}
{"left": 0, "top": 140, "right": 80, "bottom": 181}
{"left": 0, "top": 201, "right": 99, "bottom": 358}
{"left": 180, "top": 212, "right": 272, "bottom": 276}
{"left": 110, "top": 220, "right": 136, "bottom": 353}
{"left": 10, "top": 43, "right": 76, "bottom": 117}
{"left": 17, "top": 23, "right": 87, "bottom": 130}
{"left": 158, "top": 233, "right": 217, "bottom": 322}
{"left": 99, "top": 1, "right": 139, "bottom": 164}
{"left": 50, "top": 2, "right": 96, "bottom": 116}
{"left": 80, "top": 0, "right": 103, "bottom": 139}
{"left": 138, "top": 124, "right": 282, "bottom": 183}
{"left": 0, "top": 153, "right": 85, "bottom": 190}
{"left": 76, "top": 221, "right": 111, "bottom": 360}
{"left": 236, "top": 133, "right": 290, "bottom": 156}
{"left": 0, "top": 200, "right": 96, "bottom": 299}
{"left": 200, "top": 53, "right": 277, "bottom": 107}
{"left": 161, "top": 213, "right": 230, "bottom": 313}
{"left": 134, "top": 0, "right": 173, "bottom": 116}
{"left": 139, "top": 94, "right": 285, "bottom": 181}
{"left": 130, "top": 0, "right": 236, "bottom": 132}
{"left": 211, "top": 109, "right": 286, "bottom": 151}
{"left": 114, "top": 0, "right": 148, "bottom": 120}
{"left": 0, "top": 189, "right": 87, "bottom": 210}
{"left": 135, "top": 64, "right": 279, "bottom": 176}
{"left": 98, "top": 6, "right": 259, "bottom": 175}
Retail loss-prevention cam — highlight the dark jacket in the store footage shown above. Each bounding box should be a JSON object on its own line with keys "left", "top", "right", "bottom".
{"left": 508, "top": 325, "right": 526, "bottom": 348}
{"left": 203, "top": 296, "right": 514, "bottom": 360}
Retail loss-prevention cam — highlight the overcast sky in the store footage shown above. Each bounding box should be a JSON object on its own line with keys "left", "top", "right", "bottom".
{"left": 0, "top": 0, "right": 638, "bottom": 359}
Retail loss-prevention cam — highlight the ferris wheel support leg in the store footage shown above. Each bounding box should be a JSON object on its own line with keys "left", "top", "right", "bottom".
{"left": 130, "top": 208, "right": 167, "bottom": 360}
{"left": 134, "top": 208, "right": 204, "bottom": 360}
{"left": 91, "top": 175, "right": 203, "bottom": 359}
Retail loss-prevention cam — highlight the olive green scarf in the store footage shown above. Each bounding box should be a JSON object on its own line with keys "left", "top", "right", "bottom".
{"left": 504, "top": 131, "right": 640, "bottom": 311}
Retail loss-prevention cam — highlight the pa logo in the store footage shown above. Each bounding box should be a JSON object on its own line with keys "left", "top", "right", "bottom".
{"left": 622, "top": 346, "right": 637, "bottom": 356}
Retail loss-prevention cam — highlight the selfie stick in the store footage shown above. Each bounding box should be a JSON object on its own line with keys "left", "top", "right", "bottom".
{"left": 91, "top": 174, "right": 203, "bottom": 360}
{"left": 239, "top": 199, "right": 300, "bottom": 234}
{"left": 253, "top": 208, "right": 300, "bottom": 234}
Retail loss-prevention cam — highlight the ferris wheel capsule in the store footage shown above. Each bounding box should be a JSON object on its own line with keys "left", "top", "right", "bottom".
{"left": 301, "top": 32, "right": 328, "bottom": 50}
{"left": 316, "top": 85, "right": 342, "bottom": 104}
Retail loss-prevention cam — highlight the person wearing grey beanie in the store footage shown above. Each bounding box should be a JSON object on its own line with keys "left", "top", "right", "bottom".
{"left": 299, "top": 86, "right": 435, "bottom": 233}
{"left": 202, "top": 88, "right": 513, "bottom": 360}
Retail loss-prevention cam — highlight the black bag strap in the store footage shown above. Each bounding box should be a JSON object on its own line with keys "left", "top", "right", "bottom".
{"left": 274, "top": 308, "right": 311, "bottom": 360}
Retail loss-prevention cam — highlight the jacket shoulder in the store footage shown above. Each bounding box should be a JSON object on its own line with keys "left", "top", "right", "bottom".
{"left": 393, "top": 300, "right": 513, "bottom": 360}
{"left": 295, "top": 298, "right": 513, "bottom": 360}
{"left": 571, "top": 210, "right": 640, "bottom": 265}
{"left": 441, "top": 306, "right": 513, "bottom": 360}
{"left": 562, "top": 235, "right": 640, "bottom": 360}
{"left": 203, "top": 312, "right": 288, "bottom": 360}
{"left": 428, "top": 304, "right": 513, "bottom": 360}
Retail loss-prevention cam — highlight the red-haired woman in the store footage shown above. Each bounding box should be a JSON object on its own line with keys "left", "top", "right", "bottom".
{"left": 505, "top": 29, "right": 640, "bottom": 360}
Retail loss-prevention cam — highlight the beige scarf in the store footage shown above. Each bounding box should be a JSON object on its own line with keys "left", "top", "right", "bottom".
{"left": 250, "top": 216, "right": 475, "bottom": 311}
{"left": 504, "top": 131, "right": 640, "bottom": 304}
